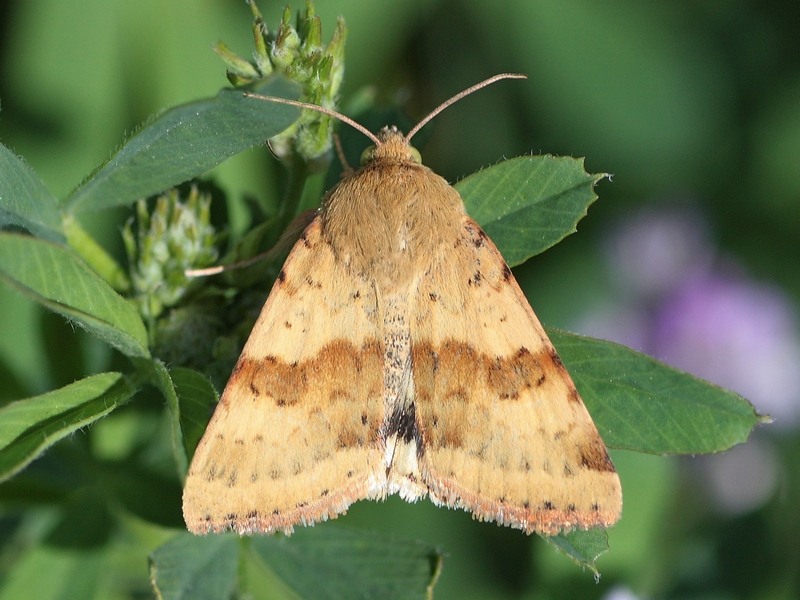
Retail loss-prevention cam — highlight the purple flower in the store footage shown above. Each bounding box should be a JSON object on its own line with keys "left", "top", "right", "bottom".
{"left": 604, "top": 205, "right": 712, "bottom": 300}
{"left": 652, "top": 269, "right": 800, "bottom": 428}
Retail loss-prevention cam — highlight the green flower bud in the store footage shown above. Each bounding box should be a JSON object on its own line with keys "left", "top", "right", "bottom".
{"left": 124, "top": 186, "right": 219, "bottom": 321}
{"left": 216, "top": 1, "right": 348, "bottom": 161}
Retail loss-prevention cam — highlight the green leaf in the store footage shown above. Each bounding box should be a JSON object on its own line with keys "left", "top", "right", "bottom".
{"left": 172, "top": 366, "right": 218, "bottom": 461}
{"left": 0, "top": 233, "right": 150, "bottom": 358}
{"left": 550, "top": 329, "right": 766, "bottom": 454}
{"left": 0, "top": 373, "right": 136, "bottom": 483}
{"left": 150, "top": 528, "right": 442, "bottom": 600}
{"left": 66, "top": 77, "right": 301, "bottom": 213}
{"left": 141, "top": 360, "right": 188, "bottom": 479}
{"left": 141, "top": 363, "right": 220, "bottom": 480}
{"left": 247, "top": 527, "right": 441, "bottom": 599}
{"left": 545, "top": 528, "right": 610, "bottom": 576}
{"left": 0, "top": 544, "right": 105, "bottom": 600}
{"left": 458, "top": 155, "right": 604, "bottom": 267}
{"left": 0, "top": 143, "right": 63, "bottom": 242}
{"left": 149, "top": 533, "right": 240, "bottom": 600}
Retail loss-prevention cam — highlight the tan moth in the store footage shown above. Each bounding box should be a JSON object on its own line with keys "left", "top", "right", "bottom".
{"left": 182, "top": 74, "right": 622, "bottom": 536}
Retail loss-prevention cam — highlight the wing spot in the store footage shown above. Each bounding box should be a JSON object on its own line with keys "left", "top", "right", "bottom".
{"left": 485, "top": 346, "right": 540, "bottom": 401}
{"left": 385, "top": 404, "right": 418, "bottom": 444}
{"left": 305, "top": 275, "right": 323, "bottom": 289}
{"left": 579, "top": 439, "right": 616, "bottom": 472}
{"left": 549, "top": 348, "right": 565, "bottom": 368}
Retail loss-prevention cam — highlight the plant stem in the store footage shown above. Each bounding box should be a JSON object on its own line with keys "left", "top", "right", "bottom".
{"left": 62, "top": 214, "right": 131, "bottom": 292}
{"left": 277, "top": 151, "right": 330, "bottom": 235}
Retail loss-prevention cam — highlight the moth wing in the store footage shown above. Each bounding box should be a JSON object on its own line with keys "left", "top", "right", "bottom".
{"left": 183, "top": 218, "right": 386, "bottom": 534}
{"left": 411, "top": 217, "right": 622, "bottom": 535}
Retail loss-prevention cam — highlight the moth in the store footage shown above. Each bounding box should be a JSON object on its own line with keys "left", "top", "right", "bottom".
{"left": 183, "top": 74, "right": 622, "bottom": 536}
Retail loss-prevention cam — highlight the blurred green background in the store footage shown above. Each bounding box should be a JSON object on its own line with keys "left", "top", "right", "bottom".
{"left": 1, "top": 0, "right": 798, "bottom": 598}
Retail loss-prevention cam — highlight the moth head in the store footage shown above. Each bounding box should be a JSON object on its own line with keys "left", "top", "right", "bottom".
{"left": 359, "top": 127, "right": 423, "bottom": 165}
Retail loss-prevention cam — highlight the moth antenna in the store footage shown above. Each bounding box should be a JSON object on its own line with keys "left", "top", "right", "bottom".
{"left": 185, "top": 209, "right": 318, "bottom": 278}
{"left": 405, "top": 73, "right": 527, "bottom": 143}
{"left": 244, "top": 92, "right": 381, "bottom": 146}
{"left": 332, "top": 132, "right": 354, "bottom": 174}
